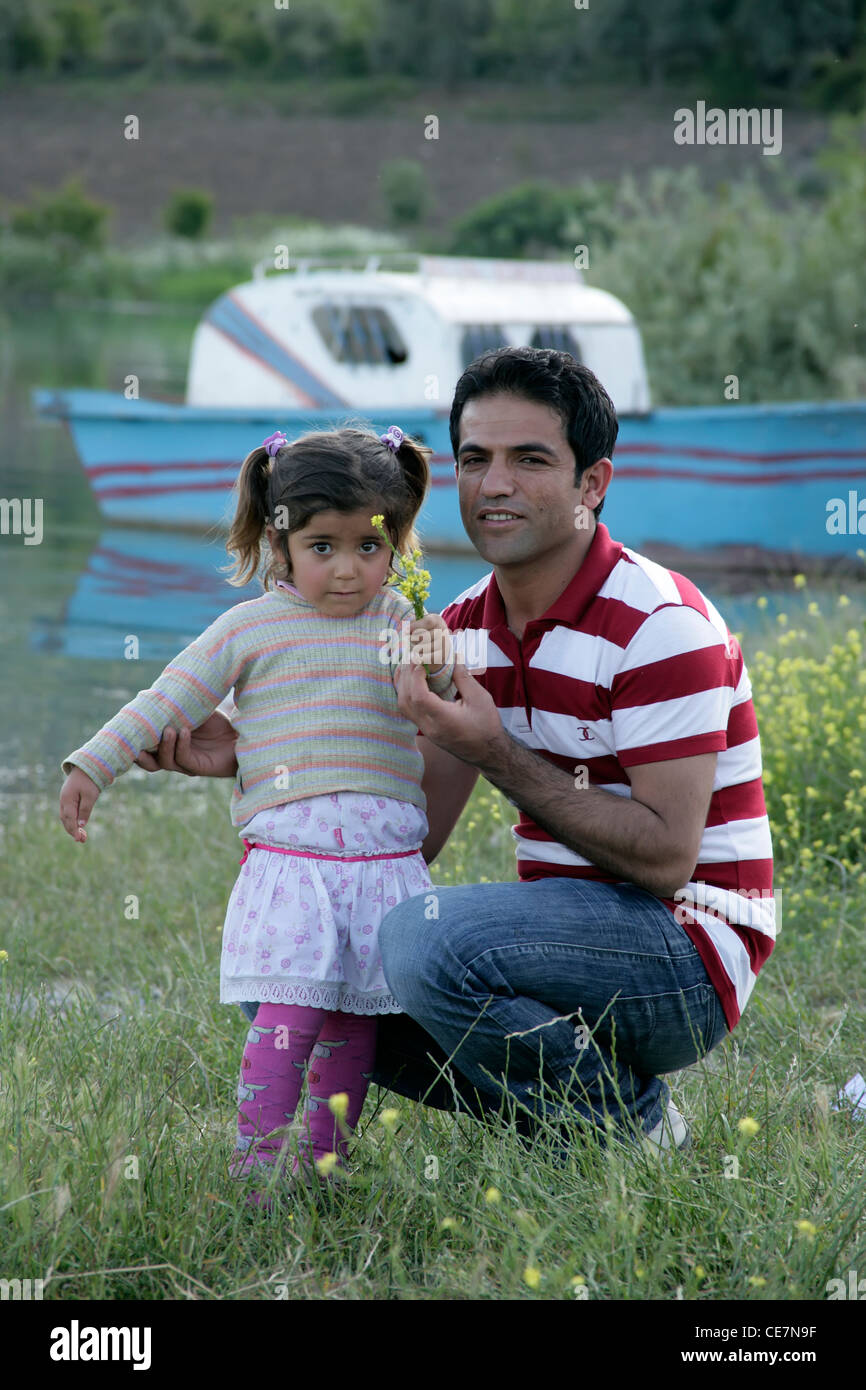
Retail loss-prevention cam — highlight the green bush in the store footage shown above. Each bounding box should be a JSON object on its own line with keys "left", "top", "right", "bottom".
{"left": 5, "top": 5, "right": 61, "bottom": 71}
{"left": 449, "top": 181, "right": 569, "bottom": 259}
{"left": 444, "top": 115, "right": 866, "bottom": 404}
{"left": 380, "top": 158, "right": 430, "bottom": 228}
{"left": 54, "top": 1, "right": 102, "bottom": 71}
{"left": 219, "top": 12, "right": 270, "bottom": 68}
{"left": 164, "top": 189, "right": 214, "bottom": 241}
{"left": 100, "top": 7, "right": 172, "bottom": 72}
{"left": 586, "top": 123, "right": 866, "bottom": 405}
{"left": 8, "top": 177, "right": 109, "bottom": 257}
{"left": 449, "top": 180, "right": 617, "bottom": 259}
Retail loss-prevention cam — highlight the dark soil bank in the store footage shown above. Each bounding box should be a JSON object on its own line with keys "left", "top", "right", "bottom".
{"left": 0, "top": 81, "right": 831, "bottom": 243}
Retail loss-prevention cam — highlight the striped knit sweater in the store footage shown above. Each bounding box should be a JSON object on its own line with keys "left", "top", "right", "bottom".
{"left": 62, "top": 584, "right": 455, "bottom": 826}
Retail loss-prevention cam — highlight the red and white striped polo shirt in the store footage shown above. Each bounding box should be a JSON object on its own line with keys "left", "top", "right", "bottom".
{"left": 442, "top": 522, "right": 775, "bottom": 1031}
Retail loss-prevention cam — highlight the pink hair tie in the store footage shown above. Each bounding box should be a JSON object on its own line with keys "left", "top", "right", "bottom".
{"left": 262, "top": 430, "right": 288, "bottom": 457}
{"left": 380, "top": 425, "right": 404, "bottom": 452}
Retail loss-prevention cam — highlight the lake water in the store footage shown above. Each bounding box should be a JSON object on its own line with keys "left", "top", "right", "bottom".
{"left": 0, "top": 304, "right": 848, "bottom": 807}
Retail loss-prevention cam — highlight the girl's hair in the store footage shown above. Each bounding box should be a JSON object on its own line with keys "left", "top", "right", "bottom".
{"left": 225, "top": 424, "right": 432, "bottom": 588}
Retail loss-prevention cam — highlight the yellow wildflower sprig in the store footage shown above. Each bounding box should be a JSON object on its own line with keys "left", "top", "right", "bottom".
{"left": 370, "top": 515, "right": 431, "bottom": 620}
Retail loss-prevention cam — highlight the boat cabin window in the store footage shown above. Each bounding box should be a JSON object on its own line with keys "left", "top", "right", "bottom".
{"left": 312, "top": 304, "right": 408, "bottom": 365}
{"left": 460, "top": 325, "right": 509, "bottom": 368}
{"left": 530, "top": 326, "right": 582, "bottom": 358}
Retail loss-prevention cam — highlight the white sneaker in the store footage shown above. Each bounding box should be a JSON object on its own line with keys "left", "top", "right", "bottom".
{"left": 643, "top": 1101, "right": 691, "bottom": 1156}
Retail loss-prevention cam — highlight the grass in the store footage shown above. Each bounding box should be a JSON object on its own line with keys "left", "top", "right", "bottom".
{"left": 2, "top": 586, "right": 866, "bottom": 1301}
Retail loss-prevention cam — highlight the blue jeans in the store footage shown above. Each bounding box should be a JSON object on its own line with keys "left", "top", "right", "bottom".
{"left": 239, "top": 877, "right": 728, "bottom": 1140}
{"left": 373, "top": 877, "right": 728, "bottom": 1140}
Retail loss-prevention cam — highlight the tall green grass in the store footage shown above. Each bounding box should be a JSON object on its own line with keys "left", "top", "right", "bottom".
{"left": 2, "top": 588, "right": 865, "bottom": 1300}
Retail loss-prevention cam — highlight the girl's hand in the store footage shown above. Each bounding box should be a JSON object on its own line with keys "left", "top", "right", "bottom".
{"left": 59, "top": 768, "right": 101, "bottom": 843}
{"left": 408, "top": 613, "right": 452, "bottom": 671}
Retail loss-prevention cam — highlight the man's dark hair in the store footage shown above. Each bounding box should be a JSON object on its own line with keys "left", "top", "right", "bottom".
{"left": 449, "top": 346, "right": 619, "bottom": 519}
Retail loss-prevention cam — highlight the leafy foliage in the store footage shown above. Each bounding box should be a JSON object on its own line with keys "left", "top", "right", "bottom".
{"left": 7, "top": 176, "right": 109, "bottom": 258}
{"left": 164, "top": 188, "right": 214, "bottom": 240}
{"left": 379, "top": 159, "right": 430, "bottom": 228}
{"left": 0, "top": 0, "right": 864, "bottom": 107}
{"left": 586, "top": 121, "right": 866, "bottom": 404}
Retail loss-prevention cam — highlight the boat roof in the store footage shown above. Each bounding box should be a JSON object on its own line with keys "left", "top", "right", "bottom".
{"left": 241, "top": 254, "right": 634, "bottom": 327}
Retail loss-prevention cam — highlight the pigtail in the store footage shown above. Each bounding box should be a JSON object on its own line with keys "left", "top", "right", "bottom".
{"left": 391, "top": 435, "right": 432, "bottom": 554}
{"left": 224, "top": 446, "right": 275, "bottom": 587}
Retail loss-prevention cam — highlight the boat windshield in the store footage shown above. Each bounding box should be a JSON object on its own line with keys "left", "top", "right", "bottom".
{"left": 312, "top": 304, "right": 408, "bottom": 365}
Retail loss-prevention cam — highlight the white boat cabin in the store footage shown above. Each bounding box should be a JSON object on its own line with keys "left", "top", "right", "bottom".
{"left": 185, "top": 254, "right": 651, "bottom": 416}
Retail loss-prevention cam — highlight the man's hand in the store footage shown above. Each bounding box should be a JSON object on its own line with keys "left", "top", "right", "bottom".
{"left": 394, "top": 660, "right": 506, "bottom": 765}
{"left": 134, "top": 710, "right": 239, "bottom": 778}
{"left": 59, "top": 767, "right": 100, "bottom": 842}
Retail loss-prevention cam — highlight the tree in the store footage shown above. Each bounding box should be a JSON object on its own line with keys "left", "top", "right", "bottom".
{"left": 9, "top": 177, "right": 110, "bottom": 258}
{"left": 164, "top": 188, "right": 214, "bottom": 239}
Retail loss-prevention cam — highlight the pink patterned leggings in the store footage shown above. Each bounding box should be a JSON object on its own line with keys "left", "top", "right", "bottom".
{"left": 234, "top": 1002, "right": 378, "bottom": 1173}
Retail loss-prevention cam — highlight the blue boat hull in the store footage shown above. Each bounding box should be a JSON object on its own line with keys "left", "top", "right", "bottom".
{"left": 34, "top": 390, "right": 866, "bottom": 556}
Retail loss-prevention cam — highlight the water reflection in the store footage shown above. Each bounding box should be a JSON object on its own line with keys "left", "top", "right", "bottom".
{"left": 28, "top": 528, "right": 492, "bottom": 664}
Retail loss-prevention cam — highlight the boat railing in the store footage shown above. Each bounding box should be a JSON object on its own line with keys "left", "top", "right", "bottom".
{"left": 249, "top": 252, "right": 582, "bottom": 283}
{"left": 251, "top": 252, "right": 426, "bottom": 281}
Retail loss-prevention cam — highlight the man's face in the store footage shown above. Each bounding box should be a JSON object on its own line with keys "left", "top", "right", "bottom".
{"left": 455, "top": 392, "right": 600, "bottom": 568}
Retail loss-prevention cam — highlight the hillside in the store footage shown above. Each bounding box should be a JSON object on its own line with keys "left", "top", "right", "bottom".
{"left": 0, "top": 80, "right": 833, "bottom": 244}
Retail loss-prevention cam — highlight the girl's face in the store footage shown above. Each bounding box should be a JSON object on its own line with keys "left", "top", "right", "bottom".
{"left": 269, "top": 506, "right": 393, "bottom": 617}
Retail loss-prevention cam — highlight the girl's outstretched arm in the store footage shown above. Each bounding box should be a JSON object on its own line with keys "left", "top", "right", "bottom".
{"left": 59, "top": 767, "right": 100, "bottom": 842}
{"left": 61, "top": 608, "right": 248, "bottom": 794}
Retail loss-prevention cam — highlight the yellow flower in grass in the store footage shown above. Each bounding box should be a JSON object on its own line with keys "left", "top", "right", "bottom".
{"left": 484, "top": 1186, "right": 502, "bottom": 1205}
{"left": 738, "top": 1116, "right": 760, "bottom": 1138}
{"left": 440, "top": 1217, "right": 457, "bottom": 1231}
{"left": 756, "top": 596, "right": 768, "bottom": 610}
{"left": 795, "top": 1219, "right": 817, "bottom": 1240}
{"left": 380, "top": 1108, "right": 399, "bottom": 1130}
{"left": 0, "top": 950, "right": 8, "bottom": 963}
{"left": 315, "top": 1152, "right": 339, "bottom": 1177}
{"left": 793, "top": 573, "right": 807, "bottom": 589}
{"left": 523, "top": 1265, "right": 542, "bottom": 1289}
{"left": 748, "top": 1276, "right": 766, "bottom": 1287}
{"left": 328, "top": 1092, "right": 349, "bottom": 1121}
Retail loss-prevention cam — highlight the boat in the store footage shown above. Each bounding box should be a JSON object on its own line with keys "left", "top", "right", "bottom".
{"left": 34, "top": 254, "right": 866, "bottom": 562}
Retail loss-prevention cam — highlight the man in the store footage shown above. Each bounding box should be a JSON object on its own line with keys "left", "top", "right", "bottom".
{"left": 142, "top": 347, "right": 775, "bottom": 1153}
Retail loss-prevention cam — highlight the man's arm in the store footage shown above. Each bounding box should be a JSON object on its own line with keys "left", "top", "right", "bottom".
{"left": 472, "top": 735, "right": 715, "bottom": 898}
{"left": 417, "top": 734, "right": 479, "bottom": 864}
{"left": 394, "top": 662, "right": 714, "bottom": 898}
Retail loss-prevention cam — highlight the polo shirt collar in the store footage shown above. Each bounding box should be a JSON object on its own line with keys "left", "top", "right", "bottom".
{"left": 482, "top": 522, "right": 623, "bottom": 633}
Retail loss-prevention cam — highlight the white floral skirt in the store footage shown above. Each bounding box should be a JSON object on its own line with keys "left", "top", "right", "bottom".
{"left": 220, "top": 792, "right": 432, "bottom": 1014}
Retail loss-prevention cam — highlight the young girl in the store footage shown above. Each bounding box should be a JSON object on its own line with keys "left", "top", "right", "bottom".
{"left": 59, "top": 424, "right": 455, "bottom": 1201}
